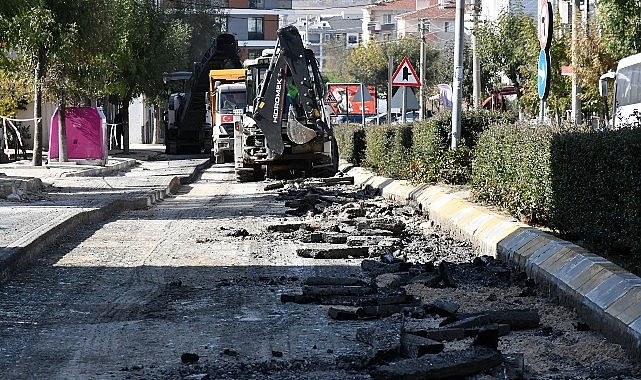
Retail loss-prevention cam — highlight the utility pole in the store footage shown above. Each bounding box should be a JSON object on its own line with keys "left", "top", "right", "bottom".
{"left": 388, "top": 56, "right": 393, "bottom": 123}
{"left": 451, "top": 0, "right": 465, "bottom": 150}
{"left": 472, "top": 0, "right": 481, "bottom": 109}
{"left": 571, "top": 0, "right": 582, "bottom": 124}
{"left": 419, "top": 18, "right": 426, "bottom": 120}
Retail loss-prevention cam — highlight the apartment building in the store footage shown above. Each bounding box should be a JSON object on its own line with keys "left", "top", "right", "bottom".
{"left": 291, "top": 14, "right": 362, "bottom": 70}
{"left": 157, "top": 0, "right": 294, "bottom": 60}
{"left": 361, "top": 0, "right": 416, "bottom": 42}
{"left": 226, "top": 0, "right": 294, "bottom": 59}
{"left": 395, "top": 0, "right": 458, "bottom": 44}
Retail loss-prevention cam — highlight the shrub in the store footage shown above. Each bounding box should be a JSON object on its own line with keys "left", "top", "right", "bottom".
{"left": 333, "top": 123, "right": 366, "bottom": 166}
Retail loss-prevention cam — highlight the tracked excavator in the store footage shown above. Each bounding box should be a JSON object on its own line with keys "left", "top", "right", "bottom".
{"left": 233, "top": 25, "right": 339, "bottom": 181}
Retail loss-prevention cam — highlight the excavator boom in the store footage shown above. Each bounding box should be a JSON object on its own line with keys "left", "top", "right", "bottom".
{"left": 252, "top": 25, "right": 330, "bottom": 155}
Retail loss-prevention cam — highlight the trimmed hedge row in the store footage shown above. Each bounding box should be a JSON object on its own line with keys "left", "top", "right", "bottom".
{"left": 333, "top": 112, "right": 641, "bottom": 256}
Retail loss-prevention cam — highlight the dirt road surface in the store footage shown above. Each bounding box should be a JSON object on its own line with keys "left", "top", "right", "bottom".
{"left": 1, "top": 164, "right": 640, "bottom": 379}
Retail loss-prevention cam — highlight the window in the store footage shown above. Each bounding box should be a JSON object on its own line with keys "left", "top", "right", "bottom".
{"left": 383, "top": 14, "right": 393, "bottom": 24}
{"left": 444, "top": 21, "right": 452, "bottom": 32}
{"left": 249, "top": 0, "right": 264, "bottom": 8}
{"left": 616, "top": 62, "right": 641, "bottom": 107}
{"left": 308, "top": 33, "right": 321, "bottom": 43}
{"left": 348, "top": 35, "right": 358, "bottom": 44}
{"left": 248, "top": 17, "right": 264, "bottom": 40}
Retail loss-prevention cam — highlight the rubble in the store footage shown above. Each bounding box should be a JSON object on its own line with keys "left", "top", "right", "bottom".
{"left": 255, "top": 178, "right": 640, "bottom": 379}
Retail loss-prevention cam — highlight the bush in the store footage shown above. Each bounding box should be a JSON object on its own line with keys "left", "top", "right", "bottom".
{"left": 363, "top": 124, "right": 395, "bottom": 173}
{"left": 549, "top": 127, "right": 641, "bottom": 254}
{"left": 472, "top": 120, "right": 641, "bottom": 255}
{"left": 471, "top": 121, "right": 555, "bottom": 224}
{"left": 333, "top": 124, "right": 365, "bottom": 166}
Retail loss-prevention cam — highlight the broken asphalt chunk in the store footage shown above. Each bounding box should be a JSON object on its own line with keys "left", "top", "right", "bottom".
{"left": 180, "top": 352, "right": 199, "bottom": 364}
{"left": 303, "top": 276, "right": 369, "bottom": 286}
{"left": 356, "top": 218, "right": 405, "bottom": 236}
{"left": 441, "top": 309, "right": 540, "bottom": 330}
{"left": 400, "top": 332, "right": 444, "bottom": 358}
{"left": 368, "top": 346, "right": 503, "bottom": 380}
{"left": 296, "top": 244, "right": 369, "bottom": 259}
{"left": 266, "top": 222, "right": 309, "bottom": 233}
{"left": 302, "top": 285, "right": 374, "bottom": 297}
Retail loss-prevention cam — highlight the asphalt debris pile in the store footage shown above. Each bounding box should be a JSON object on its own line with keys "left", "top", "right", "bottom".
{"left": 268, "top": 178, "right": 476, "bottom": 265}
{"left": 266, "top": 179, "right": 548, "bottom": 378}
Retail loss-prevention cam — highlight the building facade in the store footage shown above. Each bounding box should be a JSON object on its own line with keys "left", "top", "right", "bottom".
{"left": 291, "top": 14, "right": 362, "bottom": 70}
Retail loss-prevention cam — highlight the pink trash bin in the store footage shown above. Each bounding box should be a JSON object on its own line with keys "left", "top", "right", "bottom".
{"left": 49, "top": 107, "right": 108, "bottom": 165}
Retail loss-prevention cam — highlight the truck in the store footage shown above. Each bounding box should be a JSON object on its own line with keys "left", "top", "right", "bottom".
{"left": 599, "top": 52, "right": 641, "bottom": 128}
{"left": 207, "top": 69, "right": 246, "bottom": 163}
{"left": 163, "top": 33, "right": 243, "bottom": 155}
{"left": 232, "top": 25, "right": 339, "bottom": 182}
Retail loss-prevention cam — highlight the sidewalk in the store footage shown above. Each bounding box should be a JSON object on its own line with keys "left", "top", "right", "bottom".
{"left": 0, "top": 144, "right": 211, "bottom": 284}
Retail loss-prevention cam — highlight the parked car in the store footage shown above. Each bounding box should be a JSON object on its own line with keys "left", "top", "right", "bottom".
{"left": 335, "top": 114, "right": 364, "bottom": 123}
{"left": 364, "top": 112, "right": 400, "bottom": 125}
{"left": 392, "top": 111, "right": 422, "bottom": 124}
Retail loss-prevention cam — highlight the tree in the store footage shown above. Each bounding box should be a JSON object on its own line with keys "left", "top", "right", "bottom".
{"left": 476, "top": 9, "right": 539, "bottom": 116}
{"left": 431, "top": 40, "right": 487, "bottom": 106}
{"left": 1, "top": 0, "right": 115, "bottom": 165}
{"left": 597, "top": 0, "right": 641, "bottom": 60}
{"left": 107, "top": 0, "right": 191, "bottom": 153}
{"left": 575, "top": 20, "right": 617, "bottom": 119}
{"left": 339, "top": 36, "right": 439, "bottom": 96}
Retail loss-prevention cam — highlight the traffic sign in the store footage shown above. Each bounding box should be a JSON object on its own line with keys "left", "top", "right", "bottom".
{"left": 325, "top": 91, "right": 337, "bottom": 103}
{"left": 539, "top": 0, "right": 553, "bottom": 50}
{"left": 538, "top": 49, "right": 550, "bottom": 100}
{"left": 392, "top": 57, "right": 421, "bottom": 87}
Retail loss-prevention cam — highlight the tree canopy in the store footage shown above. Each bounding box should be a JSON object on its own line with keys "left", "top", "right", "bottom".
{"left": 0, "top": 0, "right": 193, "bottom": 160}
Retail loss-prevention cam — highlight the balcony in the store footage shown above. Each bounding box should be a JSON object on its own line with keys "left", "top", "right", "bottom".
{"left": 380, "top": 23, "right": 396, "bottom": 31}
{"left": 271, "top": 0, "right": 292, "bottom": 8}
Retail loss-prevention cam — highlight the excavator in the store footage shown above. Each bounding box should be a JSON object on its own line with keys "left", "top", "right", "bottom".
{"left": 233, "top": 25, "right": 338, "bottom": 181}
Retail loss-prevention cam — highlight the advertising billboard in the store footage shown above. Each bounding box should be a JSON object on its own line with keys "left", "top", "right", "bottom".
{"left": 326, "top": 83, "right": 377, "bottom": 116}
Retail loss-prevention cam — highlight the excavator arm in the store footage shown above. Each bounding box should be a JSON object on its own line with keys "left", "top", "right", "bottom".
{"left": 252, "top": 25, "right": 330, "bottom": 155}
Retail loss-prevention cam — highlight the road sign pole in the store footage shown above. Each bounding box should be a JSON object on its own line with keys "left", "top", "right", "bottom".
{"left": 451, "top": 0, "right": 465, "bottom": 150}
{"left": 402, "top": 86, "right": 407, "bottom": 122}
{"left": 388, "top": 56, "right": 393, "bottom": 123}
{"left": 540, "top": 99, "right": 545, "bottom": 122}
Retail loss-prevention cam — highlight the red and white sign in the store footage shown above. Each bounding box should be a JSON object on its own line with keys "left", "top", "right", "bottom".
{"left": 539, "top": 0, "right": 551, "bottom": 50}
{"left": 221, "top": 114, "right": 233, "bottom": 123}
{"left": 561, "top": 65, "right": 574, "bottom": 76}
{"left": 392, "top": 57, "right": 421, "bottom": 87}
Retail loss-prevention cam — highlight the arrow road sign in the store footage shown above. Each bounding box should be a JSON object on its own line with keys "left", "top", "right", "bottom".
{"left": 538, "top": 49, "right": 550, "bottom": 100}
{"left": 392, "top": 57, "right": 421, "bottom": 87}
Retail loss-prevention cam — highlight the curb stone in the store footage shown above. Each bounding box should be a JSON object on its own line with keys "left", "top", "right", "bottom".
{"left": 339, "top": 161, "right": 641, "bottom": 360}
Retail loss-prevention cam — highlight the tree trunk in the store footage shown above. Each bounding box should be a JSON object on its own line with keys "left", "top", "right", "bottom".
{"left": 58, "top": 83, "right": 68, "bottom": 162}
{"left": 32, "top": 48, "right": 44, "bottom": 166}
{"left": 123, "top": 95, "right": 131, "bottom": 154}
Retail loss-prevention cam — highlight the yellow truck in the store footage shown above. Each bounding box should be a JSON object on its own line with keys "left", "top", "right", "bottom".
{"left": 207, "top": 68, "right": 246, "bottom": 163}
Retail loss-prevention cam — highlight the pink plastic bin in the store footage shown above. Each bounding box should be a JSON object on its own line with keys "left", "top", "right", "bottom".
{"left": 49, "top": 107, "right": 108, "bottom": 165}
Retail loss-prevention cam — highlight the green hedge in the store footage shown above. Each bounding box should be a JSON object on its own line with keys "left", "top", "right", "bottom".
{"left": 471, "top": 121, "right": 555, "bottom": 224}
{"left": 334, "top": 112, "right": 641, "bottom": 259}
{"left": 549, "top": 127, "right": 641, "bottom": 253}
{"left": 333, "top": 124, "right": 365, "bottom": 166}
{"left": 472, "top": 122, "right": 641, "bottom": 254}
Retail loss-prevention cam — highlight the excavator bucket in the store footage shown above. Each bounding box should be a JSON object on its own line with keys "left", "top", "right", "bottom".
{"left": 286, "top": 107, "right": 317, "bottom": 144}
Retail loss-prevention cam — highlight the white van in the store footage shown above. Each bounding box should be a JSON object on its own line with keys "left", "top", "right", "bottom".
{"left": 600, "top": 52, "right": 641, "bottom": 128}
